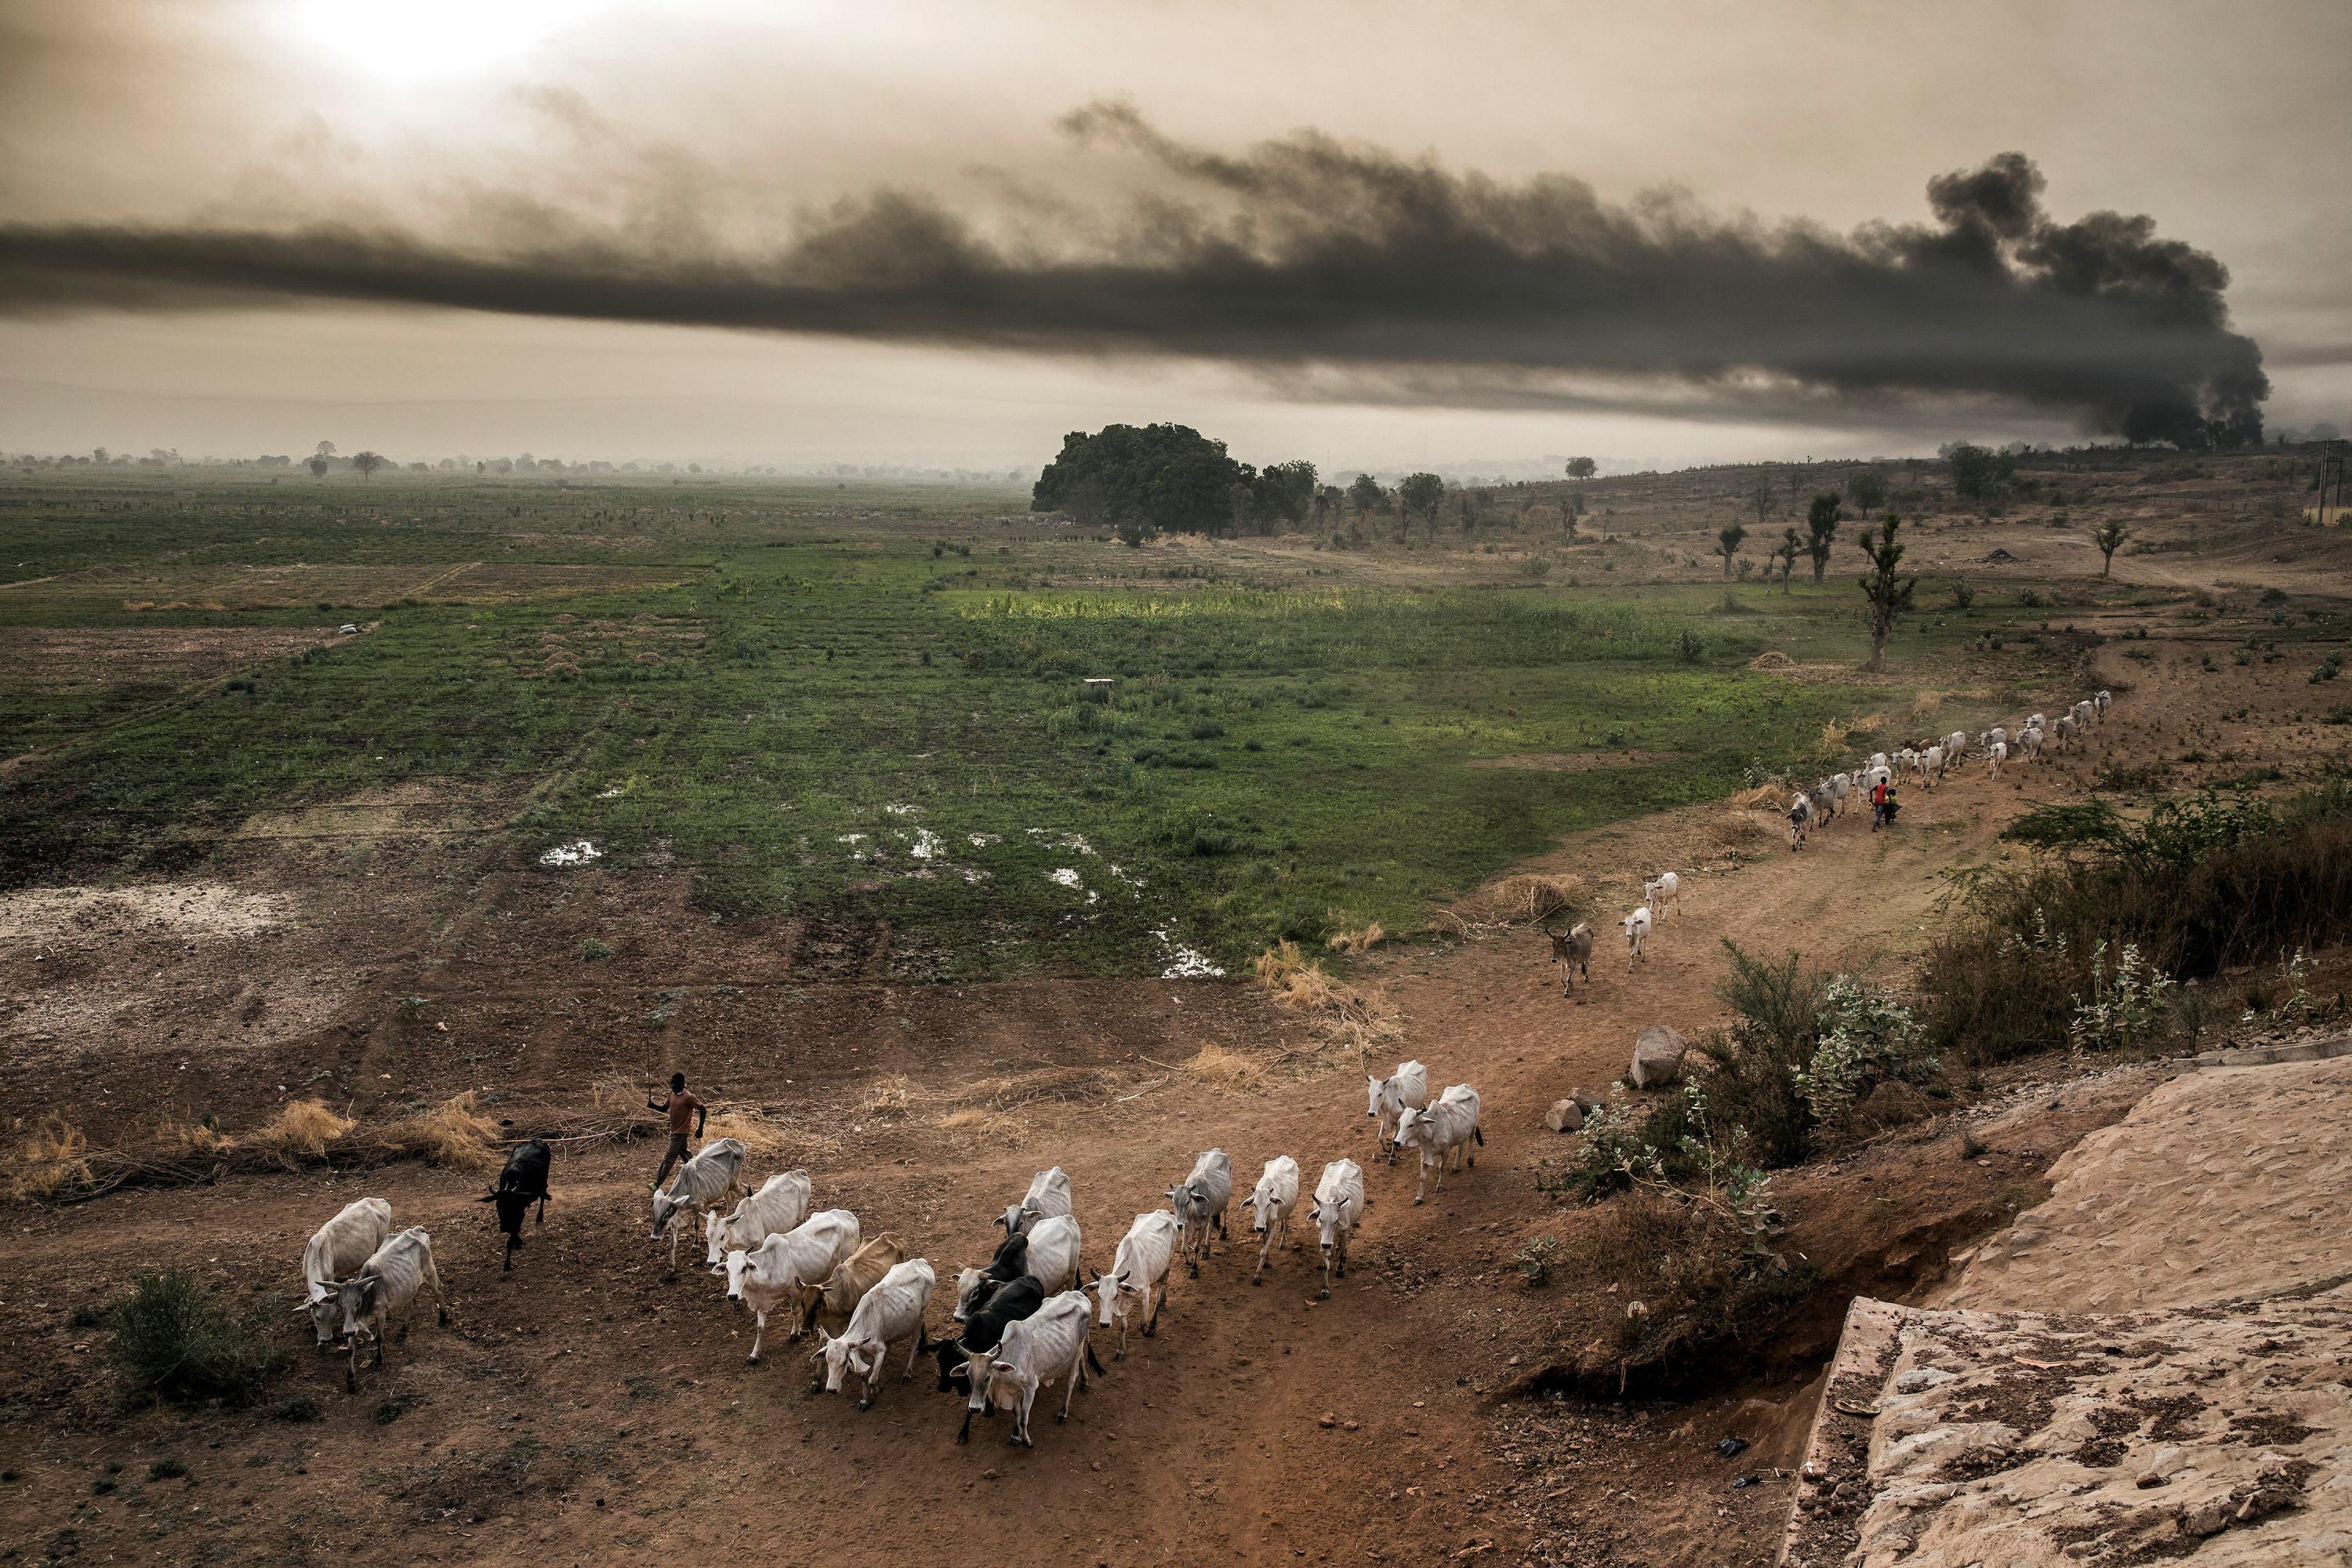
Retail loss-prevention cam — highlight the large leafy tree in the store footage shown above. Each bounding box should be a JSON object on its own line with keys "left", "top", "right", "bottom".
{"left": 1034, "top": 423, "right": 1301, "bottom": 542}
{"left": 1844, "top": 470, "right": 1886, "bottom": 517}
{"left": 1398, "top": 471, "right": 1446, "bottom": 537}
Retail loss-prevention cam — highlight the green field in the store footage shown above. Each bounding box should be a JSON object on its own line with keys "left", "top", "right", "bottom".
{"left": 0, "top": 474, "right": 2072, "bottom": 978}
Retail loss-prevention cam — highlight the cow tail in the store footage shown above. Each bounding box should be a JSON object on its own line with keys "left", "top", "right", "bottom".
{"left": 1084, "top": 1339, "right": 1106, "bottom": 1376}
{"left": 1472, "top": 1127, "right": 1486, "bottom": 1147}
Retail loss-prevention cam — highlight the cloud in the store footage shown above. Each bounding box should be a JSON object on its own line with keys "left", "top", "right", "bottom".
{"left": 0, "top": 104, "right": 2267, "bottom": 443}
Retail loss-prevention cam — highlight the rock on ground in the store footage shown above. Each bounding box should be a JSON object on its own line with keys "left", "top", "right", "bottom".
{"left": 1630, "top": 1025, "right": 1686, "bottom": 1089}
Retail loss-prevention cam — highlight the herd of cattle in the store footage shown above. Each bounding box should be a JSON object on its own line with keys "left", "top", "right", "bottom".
{"left": 291, "top": 1059, "right": 1484, "bottom": 1446}
{"left": 1786, "top": 689, "right": 2115, "bottom": 850}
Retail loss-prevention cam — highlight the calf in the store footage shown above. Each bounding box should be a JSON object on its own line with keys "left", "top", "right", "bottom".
{"left": 996, "top": 1166, "right": 1073, "bottom": 1237}
{"left": 704, "top": 1169, "right": 813, "bottom": 1273}
{"left": 1396, "top": 1084, "right": 1483, "bottom": 1205}
{"left": 1620, "top": 906, "right": 1653, "bottom": 971}
{"left": 935, "top": 1273, "right": 1045, "bottom": 1406}
{"left": 953, "top": 1229, "right": 1032, "bottom": 1320}
{"left": 1308, "top": 1159, "right": 1365, "bottom": 1300}
{"left": 330, "top": 1226, "right": 448, "bottom": 1394}
{"left": 1544, "top": 922, "right": 1595, "bottom": 998}
{"left": 1642, "top": 871, "right": 1682, "bottom": 921}
{"left": 798, "top": 1234, "right": 907, "bottom": 1345}
{"left": 480, "top": 1138, "right": 551, "bottom": 1273}
{"left": 1091, "top": 1210, "right": 1178, "bottom": 1357}
{"left": 650, "top": 1136, "right": 747, "bottom": 1277}
{"left": 815, "top": 1258, "right": 935, "bottom": 1410}
{"left": 296, "top": 1196, "right": 391, "bottom": 1348}
{"left": 1242, "top": 1155, "right": 1301, "bottom": 1283}
{"left": 1788, "top": 793, "right": 1813, "bottom": 851}
{"left": 1364, "top": 1058, "right": 1430, "bottom": 1160}
{"left": 1167, "top": 1149, "right": 1233, "bottom": 1279}
{"left": 724, "top": 1208, "right": 859, "bottom": 1363}
{"left": 967, "top": 1291, "right": 1102, "bottom": 1448}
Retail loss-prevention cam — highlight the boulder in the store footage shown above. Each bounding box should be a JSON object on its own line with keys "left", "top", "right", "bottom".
{"left": 1543, "top": 1098, "right": 1586, "bottom": 1133}
{"left": 1630, "top": 1025, "right": 1687, "bottom": 1089}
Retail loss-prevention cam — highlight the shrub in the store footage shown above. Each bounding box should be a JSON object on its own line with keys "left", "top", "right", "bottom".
{"left": 1792, "top": 976, "right": 1931, "bottom": 1131}
{"left": 1677, "top": 629, "right": 1705, "bottom": 663}
{"left": 273, "top": 1395, "right": 322, "bottom": 1423}
{"left": 2067, "top": 941, "right": 2176, "bottom": 1057}
{"left": 103, "top": 1271, "right": 282, "bottom": 1409}
{"left": 580, "top": 937, "right": 613, "bottom": 962}
{"left": 1515, "top": 1234, "right": 1557, "bottom": 1287}
{"left": 1918, "top": 784, "right": 2352, "bottom": 1062}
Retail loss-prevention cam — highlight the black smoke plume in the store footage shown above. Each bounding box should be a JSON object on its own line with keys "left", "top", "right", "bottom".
{"left": 0, "top": 107, "right": 2266, "bottom": 443}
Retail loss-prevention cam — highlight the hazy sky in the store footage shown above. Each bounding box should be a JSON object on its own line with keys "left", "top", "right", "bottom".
{"left": 2, "top": 0, "right": 2346, "bottom": 474}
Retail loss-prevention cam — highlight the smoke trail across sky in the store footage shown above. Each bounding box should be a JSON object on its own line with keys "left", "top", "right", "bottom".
{"left": 0, "top": 105, "right": 2267, "bottom": 445}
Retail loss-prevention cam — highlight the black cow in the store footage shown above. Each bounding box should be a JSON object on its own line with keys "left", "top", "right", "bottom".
{"left": 479, "top": 1138, "right": 552, "bottom": 1272}
{"left": 953, "top": 1229, "right": 1030, "bottom": 1319}
{"left": 934, "top": 1275, "right": 1047, "bottom": 1442}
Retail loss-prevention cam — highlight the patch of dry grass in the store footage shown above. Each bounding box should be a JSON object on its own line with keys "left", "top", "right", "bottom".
{"left": 858, "top": 1075, "right": 920, "bottom": 1115}
{"left": 241, "top": 1100, "right": 354, "bottom": 1171}
{"left": 1326, "top": 921, "right": 1386, "bottom": 954}
{"left": 1910, "top": 690, "right": 1945, "bottom": 720}
{"left": 1818, "top": 717, "right": 1854, "bottom": 754}
{"left": 4, "top": 1118, "right": 92, "bottom": 1201}
{"left": 704, "top": 1109, "right": 799, "bottom": 1157}
{"left": 1709, "top": 815, "right": 1769, "bottom": 860}
{"left": 1181, "top": 1044, "right": 1264, "bottom": 1085}
{"left": 1252, "top": 939, "right": 1399, "bottom": 1050}
{"left": 1733, "top": 783, "right": 1784, "bottom": 811}
{"left": 385, "top": 1092, "right": 496, "bottom": 1171}
{"left": 1481, "top": 873, "right": 1584, "bottom": 927}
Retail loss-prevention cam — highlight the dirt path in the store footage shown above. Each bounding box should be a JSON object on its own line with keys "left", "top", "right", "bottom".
{"left": 0, "top": 666, "right": 2213, "bottom": 1567}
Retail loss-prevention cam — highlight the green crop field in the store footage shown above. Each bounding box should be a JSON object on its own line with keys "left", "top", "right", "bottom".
{"left": 0, "top": 474, "right": 2076, "bottom": 978}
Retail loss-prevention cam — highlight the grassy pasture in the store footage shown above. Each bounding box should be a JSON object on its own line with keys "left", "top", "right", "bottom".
{"left": 0, "top": 475, "right": 2060, "bottom": 978}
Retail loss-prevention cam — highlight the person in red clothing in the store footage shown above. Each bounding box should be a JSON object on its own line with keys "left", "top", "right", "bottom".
{"left": 1870, "top": 776, "right": 1890, "bottom": 832}
{"left": 646, "top": 1072, "right": 706, "bottom": 1190}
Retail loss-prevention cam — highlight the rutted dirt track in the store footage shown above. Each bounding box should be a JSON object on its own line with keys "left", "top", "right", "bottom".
{"left": 0, "top": 649, "right": 2325, "bottom": 1568}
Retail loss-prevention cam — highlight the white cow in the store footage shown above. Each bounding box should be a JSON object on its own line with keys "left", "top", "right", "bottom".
{"left": 967, "top": 1290, "right": 1102, "bottom": 1448}
{"left": 1918, "top": 745, "right": 1944, "bottom": 786}
{"left": 1018, "top": 1213, "right": 1083, "bottom": 1294}
{"left": 1396, "top": 1083, "right": 1484, "bottom": 1205}
{"left": 1986, "top": 739, "right": 2009, "bottom": 778}
{"left": 1942, "top": 731, "right": 1968, "bottom": 762}
{"left": 329, "top": 1226, "right": 448, "bottom": 1393}
{"left": 2094, "top": 690, "right": 2112, "bottom": 719}
{"left": 2055, "top": 713, "right": 2078, "bottom": 749}
{"left": 704, "top": 1170, "right": 812, "bottom": 1272}
{"left": 815, "top": 1258, "right": 935, "bottom": 1410}
{"left": 724, "top": 1209, "right": 859, "bottom": 1363}
{"left": 651, "top": 1137, "right": 747, "bottom": 1276}
{"left": 1167, "top": 1149, "right": 1233, "bottom": 1278}
{"left": 1642, "top": 871, "right": 1682, "bottom": 921}
{"left": 1364, "top": 1059, "right": 1430, "bottom": 1163}
{"left": 1091, "top": 1210, "right": 1178, "bottom": 1357}
{"left": 1788, "top": 792, "right": 1813, "bottom": 851}
{"left": 1620, "top": 906, "right": 1653, "bottom": 970}
{"left": 2073, "top": 699, "right": 2096, "bottom": 729}
{"left": 1241, "top": 1155, "right": 1301, "bottom": 1283}
{"left": 296, "top": 1196, "right": 391, "bottom": 1348}
{"left": 1308, "top": 1159, "right": 1365, "bottom": 1300}
{"left": 2018, "top": 726, "right": 2044, "bottom": 763}
{"left": 997, "top": 1167, "right": 1073, "bottom": 1237}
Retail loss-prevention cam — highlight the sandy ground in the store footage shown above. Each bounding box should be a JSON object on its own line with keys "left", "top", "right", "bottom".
{"left": 1, "top": 599, "right": 2347, "bottom": 1568}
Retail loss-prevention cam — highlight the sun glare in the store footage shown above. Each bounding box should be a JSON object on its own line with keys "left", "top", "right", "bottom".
{"left": 284, "top": 0, "right": 592, "bottom": 83}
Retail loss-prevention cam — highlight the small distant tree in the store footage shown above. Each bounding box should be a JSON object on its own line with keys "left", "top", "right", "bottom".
{"left": 1716, "top": 521, "right": 1748, "bottom": 578}
{"left": 1948, "top": 578, "right": 1976, "bottom": 611}
{"left": 1845, "top": 470, "right": 1886, "bottom": 518}
{"left": 1946, "top": 442, "right": 2013, "bottom": 503}
{"left": 1399, "top": 472, "right": 1446, "bottom": 538}
{"left": 314, "top": 440, "right": 336, "bottom": 459}
{"left": 351, "top": 451, "right": 387, "bottom": 481}
{"left": 1565, "top": 456, "right": 1597, "bottom": 481}
{"left": 1857, "top": 514, "right": 1918, "bottom": 672}
{"left": 1776, "top": 527, "right": 1802, "bottom": 592}
{"left": 307, "top": 453, "right": 330, "bottom": 480}
{"left": 1347, "top": 473, "right": 1385, "bottom": 535}
{"left": 1751, "top": 478, "right": 1775, "bottom": 528}
{"left": 2092, "top": 518, "right": 2130, "bottom": 576}
{"left": 1805, "top": 493, "right": 1842, "bottom": 582}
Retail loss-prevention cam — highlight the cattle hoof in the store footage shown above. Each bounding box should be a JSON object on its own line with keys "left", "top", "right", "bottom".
{"left": 1317, "top": 1288, "right": 1330, "bottom": 1301}
{"left": 1054, "top": 1411, "right": 1066, "bottom": 1424}
{"left": 1412, "top": 1196, "right": 1425, "bottom": 1207}
{"left": 1251, "top": 1274, "right": 1262, "bottom": 1287}
{"left": 345, "top": 1374, "right": 357, "bottom": 1394}
{"left": 746, "top": 1353, "right": 761, "bottom": 1366}
{"left": 1112, "top": 1348, "right": 1126, "bottom": 1362}
{"left": 955, "top": 1431, "right": 969, "bottom": 1446}
{"left": 858, "top": 1398, "right": 874, "bottom": 1412}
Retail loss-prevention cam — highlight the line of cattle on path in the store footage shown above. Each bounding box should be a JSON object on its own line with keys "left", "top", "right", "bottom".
{"left": 285, "top": 689, "right": 2117, "bottom": 1446}
{"left": 1786, "top": 689, "right": 2116, "bottom": 851}
{"left": 292, "top": 1063, "right": 1484, "bottom": 1448}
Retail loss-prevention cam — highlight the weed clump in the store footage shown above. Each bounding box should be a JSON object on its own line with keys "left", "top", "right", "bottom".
{"left": 242, "top": 1100, "right": 354, "bottom": 1170}
{"left": 4, "top": 1118, "right": 92, "bottom": 1201}
{"left": 103, "top": 1271, "right": 283, "bottom": 1409}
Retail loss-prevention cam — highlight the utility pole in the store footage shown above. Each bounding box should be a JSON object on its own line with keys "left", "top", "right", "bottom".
{"left": 2319, "top": 440, "right": 2347, "bottom": 528}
